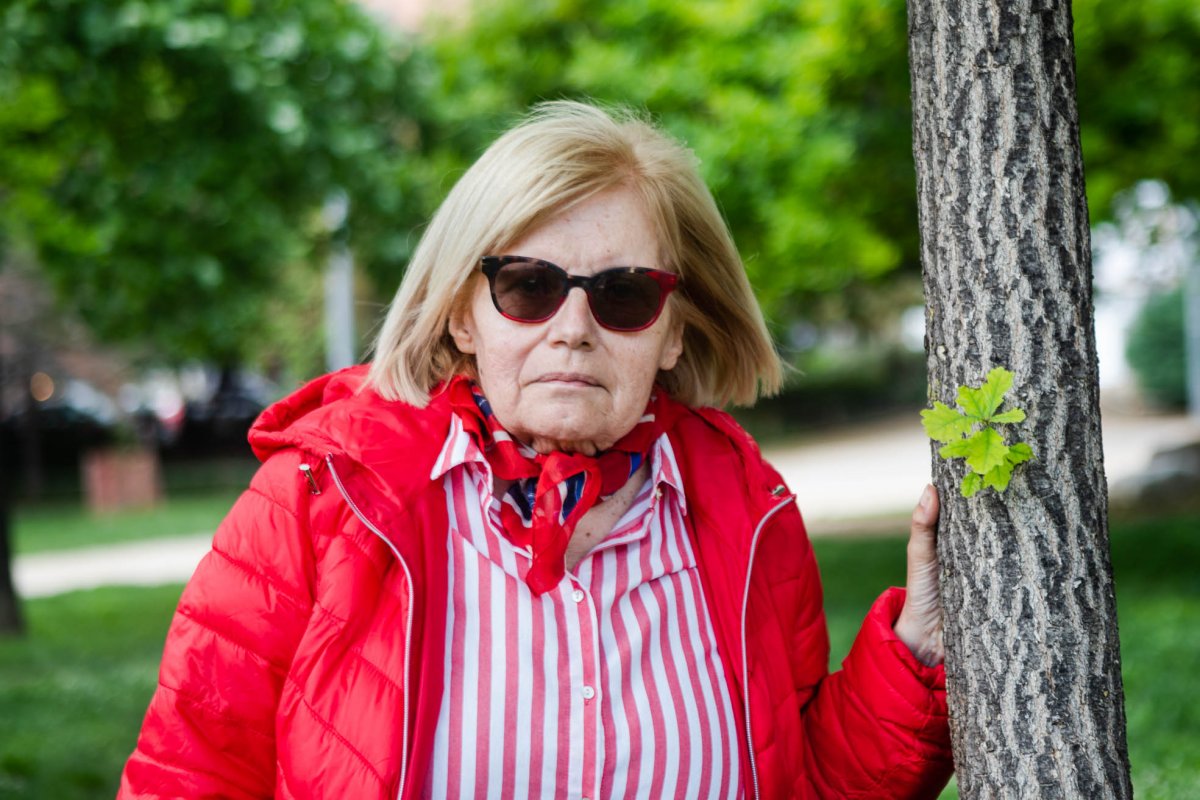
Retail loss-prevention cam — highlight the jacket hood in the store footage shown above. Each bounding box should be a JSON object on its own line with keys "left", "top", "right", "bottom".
{"left": 249, "top": 365, "right": 453, "bottom": 477}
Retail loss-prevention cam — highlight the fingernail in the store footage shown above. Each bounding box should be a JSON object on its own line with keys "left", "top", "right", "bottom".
{"left": 920, "top": 485, "right": 933, "bottom": 508}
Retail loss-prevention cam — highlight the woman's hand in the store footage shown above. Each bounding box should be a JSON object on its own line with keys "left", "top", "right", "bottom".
{"left": 894, "top": 484, "right": 944, "bottom": 667}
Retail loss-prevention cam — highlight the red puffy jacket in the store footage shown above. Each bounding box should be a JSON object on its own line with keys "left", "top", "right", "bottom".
{"left": 120, "top": 367, "right": 952, "bottom": 798}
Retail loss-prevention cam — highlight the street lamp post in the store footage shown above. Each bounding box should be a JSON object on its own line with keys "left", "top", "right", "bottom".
{"left": 1186, "top": 252, "right": 1200, "bottom": 420}
{"left": 322, "top": 192, "right": 356, "bottom": 372}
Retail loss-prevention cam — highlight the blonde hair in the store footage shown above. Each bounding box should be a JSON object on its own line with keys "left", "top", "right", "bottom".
{"left": 367, "top": 100, "right": 782, "bottom": 407}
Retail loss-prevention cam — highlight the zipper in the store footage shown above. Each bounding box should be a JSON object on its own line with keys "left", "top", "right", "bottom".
{"left": 325, "top": 455, "right": 416, "bottom": 800}
{"left": 740, "top": 489, "right": 797, "bottom": 800}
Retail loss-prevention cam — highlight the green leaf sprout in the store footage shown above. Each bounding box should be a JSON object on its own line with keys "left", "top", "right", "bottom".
{"left": 921, "top": 367, "right": 1035, "bottom": 497}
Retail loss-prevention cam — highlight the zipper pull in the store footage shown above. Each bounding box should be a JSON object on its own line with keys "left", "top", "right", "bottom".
{"left": 299, "top": 463, "right": 321, "bottom": 495}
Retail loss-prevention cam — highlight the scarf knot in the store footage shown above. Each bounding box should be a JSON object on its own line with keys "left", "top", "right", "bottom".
{"left": 447, "top": 376, "right": 678, "bottom": 594}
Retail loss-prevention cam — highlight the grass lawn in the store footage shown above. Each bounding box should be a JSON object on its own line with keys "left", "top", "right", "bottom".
{"left": 12, "top": 455, "right": 257, "bottom": 555}
{"left": 0, "top": 585, "right": 183, "bottom": 798}
{"left": 12, "top": 490, "right": 242, "bottom": 555}
{"left": 1, "top": 514, "right": 1196, "bottom": 798}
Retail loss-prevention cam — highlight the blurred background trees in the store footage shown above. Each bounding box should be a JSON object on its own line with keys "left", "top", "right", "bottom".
{"left": 0, "top": 0, "right": 432, "bottom": 377}
{"left": 1, "top": 0, "right": 1195, "bottom": 387}
{"left": 0, "top": 0, "right": 434, "bottom": 631}
{"left": 422, "top": 0, "right": 1198, "bottom": 423}
{"left": 1127, "top": 287, "right": 1187, "bottom": 408}
{"left": 422, "top": 0, "right": 925, "bottom": 333}
{"left": 418, "top": 0, "right": 1199, "bottom": 344}
{"left": 1073, "top": 0, "right": 1200, "bottom": 219}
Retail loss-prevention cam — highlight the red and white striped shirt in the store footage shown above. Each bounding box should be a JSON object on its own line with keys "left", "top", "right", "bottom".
{"left": 422, "top": 414, "right": 743, "bottom": 800}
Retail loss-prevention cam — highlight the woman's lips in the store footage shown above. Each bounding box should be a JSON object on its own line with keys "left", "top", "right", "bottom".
{"left": 536, "top": 372, "right": 600, "bottom": 387}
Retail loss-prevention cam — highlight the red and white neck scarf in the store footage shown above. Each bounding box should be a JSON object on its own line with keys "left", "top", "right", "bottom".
{"left": 446, "top": 375, "right": 682, "bottom": 594}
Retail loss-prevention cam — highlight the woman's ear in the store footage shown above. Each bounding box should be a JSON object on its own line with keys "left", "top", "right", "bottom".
{"left": 448, "top": 303, "right": 478, "bottom": 355}
{"left": 658, "top": 319, "right": 684, "bottom": 371}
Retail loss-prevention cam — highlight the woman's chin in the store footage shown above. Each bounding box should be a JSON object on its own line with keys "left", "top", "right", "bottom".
{"left": 512, "top": 406, "right": 601, "bottom": 449}
{"left": 504, "top": 393, "right": 641, "bottom": 455}
{"left": 527, "top": 435, "right": 603, "bottom": 456}
{"left": 520, "top": 420, "right": 618, "bottom": 456}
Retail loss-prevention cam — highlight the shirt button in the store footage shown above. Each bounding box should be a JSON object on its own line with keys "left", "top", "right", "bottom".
{"left": 582, "top": 685, "right": 595, "bottom": 700}
{"left": 571, "top": 589, "right": 585, "bottom": 603}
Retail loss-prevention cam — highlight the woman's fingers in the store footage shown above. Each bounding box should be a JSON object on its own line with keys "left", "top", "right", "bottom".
{"left": 908, "top": 485, "right": 939, "bottom": 577}
{"left": 913, "top": 484, "right": 938, "bottom": 535}
{"left": 895, "top": 484, "right": 945, "bottom": 666}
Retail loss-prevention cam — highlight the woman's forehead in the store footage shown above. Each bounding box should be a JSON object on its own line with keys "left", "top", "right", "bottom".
{"left": 502, "top": 186, "right": 663, "bottom": 270}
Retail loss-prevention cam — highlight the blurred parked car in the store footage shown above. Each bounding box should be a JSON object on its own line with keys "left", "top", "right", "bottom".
{"left": 171, "top": 367, "right": 278, "bottom": 457}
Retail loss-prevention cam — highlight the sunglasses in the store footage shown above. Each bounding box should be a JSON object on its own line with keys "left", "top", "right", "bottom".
{"left": 480, "top": 255, "right": 680, "bottom": 332}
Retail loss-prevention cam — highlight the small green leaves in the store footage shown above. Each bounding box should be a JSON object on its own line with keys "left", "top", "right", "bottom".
{"left": 923, "top": 402, "right": 978, "bottom": 442}
{"left": 964, "top": 427, "right": 1009, "bottom": 475}
{"left": 921, "top": 367, "right": 1035, "bottom": 497}
{"left": 989, "top": 408, "right": 1027, "bottom": 424}
{"left": 957, "top": 366, "right": 1013, "bottom": 419}
{"left": 1007, "top": 441, "right": 1034, "bottom": 465}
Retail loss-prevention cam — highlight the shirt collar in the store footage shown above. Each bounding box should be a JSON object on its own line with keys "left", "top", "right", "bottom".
{"left": 434, "top": 409, "right": 687, "bottom": 515}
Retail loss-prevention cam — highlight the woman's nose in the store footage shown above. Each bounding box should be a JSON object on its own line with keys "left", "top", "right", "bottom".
{"left": 547, "top": 287, "right": 597, "bottom": 347}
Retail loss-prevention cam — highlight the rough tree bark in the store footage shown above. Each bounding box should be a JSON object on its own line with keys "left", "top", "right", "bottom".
{"left": 907, "top": 2, "right": 1132, "bottom": 797}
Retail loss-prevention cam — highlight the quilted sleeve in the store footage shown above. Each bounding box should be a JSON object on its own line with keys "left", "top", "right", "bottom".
{"left": 801, "top": 586, "right": 954, "bottom": 799}
{"left": 118, "top": 450, "right": 318, "bottom": 799}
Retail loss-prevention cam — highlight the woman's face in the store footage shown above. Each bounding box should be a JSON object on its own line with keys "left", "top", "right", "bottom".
{"left": 449, "top": 186, "right": 684, "bottom": 455}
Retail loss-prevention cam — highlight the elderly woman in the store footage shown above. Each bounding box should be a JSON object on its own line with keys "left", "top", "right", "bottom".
{"left": 121, "top": 102, "right": 952, "bottom": 799}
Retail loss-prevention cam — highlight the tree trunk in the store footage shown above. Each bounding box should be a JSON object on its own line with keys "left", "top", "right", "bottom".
{"left": 17, "top": 355, "right": 45, "bottom": 499}
{"left": 0, "top": 492, "right": 22, "bottom": 636}
{"left": 907, "top": 2, "right": 1132, "bottom": 797}
{"left": 0, "top": 348, "right": 24, "bottom": 636}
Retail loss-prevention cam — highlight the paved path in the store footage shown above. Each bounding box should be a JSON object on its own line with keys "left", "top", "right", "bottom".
{"left": 14, "top": 409, "right": 1200, "bottom": 598}
{"left": 765, "top": 408, "right": 1200, "bottom": 534}
{"left": 15, "top": 534, "right": 214, "bottom": 599}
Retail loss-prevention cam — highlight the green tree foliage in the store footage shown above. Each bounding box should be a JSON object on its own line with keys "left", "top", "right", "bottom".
{"left": 1126, "top": 287, "right": 1186, "bottom": 408}
{"left": 1074, "top": 0, "right": 1200, "bottom": 218}
{"left": 0, "top": 0, "right": 430, "bottom": 365}
{"left": 1, "top": 0, "right": 1196, "bottom": 366}
{"left": 423, "top": 0, "right": 920, "bottom": 327}
{"left": 420, "top": 0, "right": 1200, "bottom": 328}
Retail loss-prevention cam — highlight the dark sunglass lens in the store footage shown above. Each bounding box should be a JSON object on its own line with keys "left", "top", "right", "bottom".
{"left": 493, "top": 261, "right": 566, "bottom": 321}
{"left": 591, "top": 271, "right": 663, "bottom": 330}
